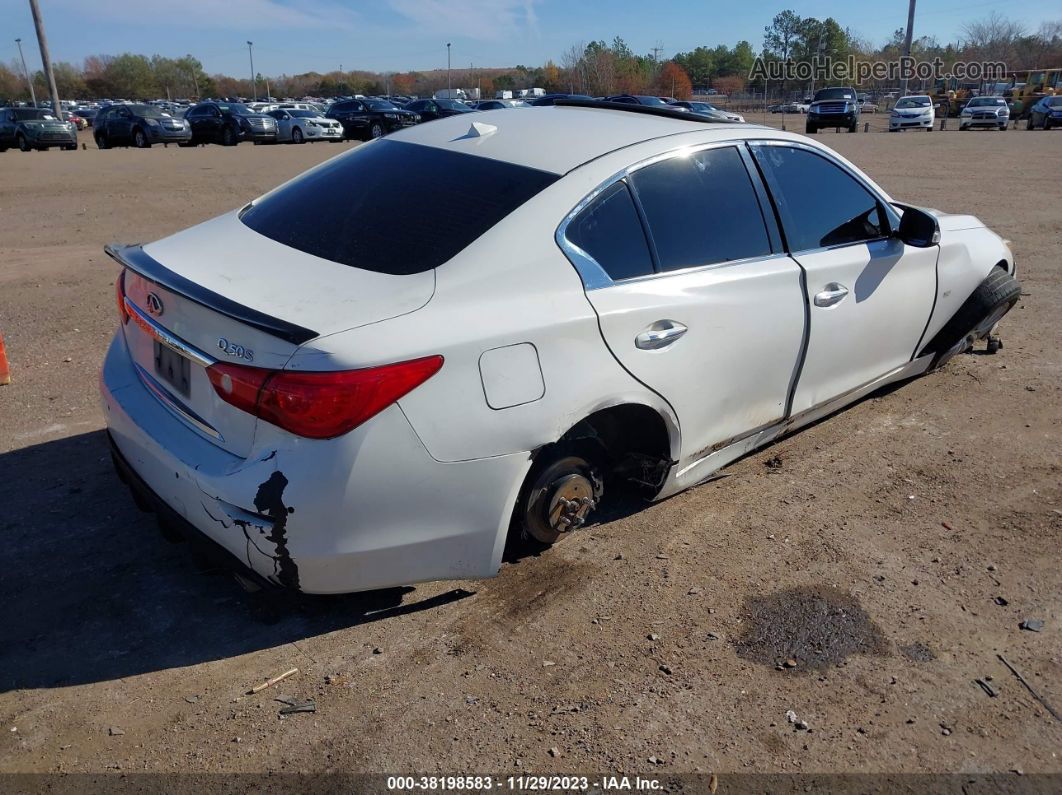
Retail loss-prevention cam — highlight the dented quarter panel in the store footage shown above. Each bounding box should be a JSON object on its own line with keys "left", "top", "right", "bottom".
{"left": 922, "top": 224, "right": 1013, "bottom": 350}
{"left": 103, "top": 331, "right": 531, "bottom": 592}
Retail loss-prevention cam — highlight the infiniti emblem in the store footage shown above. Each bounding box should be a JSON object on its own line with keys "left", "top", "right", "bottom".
{"left": 145, "top": 292, "right": 164, "bottom": 316}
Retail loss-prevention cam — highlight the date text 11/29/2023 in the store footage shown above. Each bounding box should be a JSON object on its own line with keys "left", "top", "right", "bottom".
{"left": 386, "top": 775, "right": 664, "bottom": 791}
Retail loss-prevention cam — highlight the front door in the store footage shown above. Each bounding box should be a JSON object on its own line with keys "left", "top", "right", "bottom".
{"left": 566, "top": 143, "right": 807, "bottom": 466}
{"left": 750, "top": 142, "right": 937, "bottom": 415}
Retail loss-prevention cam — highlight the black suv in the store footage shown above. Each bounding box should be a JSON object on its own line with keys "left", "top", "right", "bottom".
{"left": 183, "top": 101, "right": 278, "bottom": 146}
{"left": 0, "top": 107, "right": 77, "bottom": 151}
{"left": 604, "top": 95, "right": 670, "bottom": 107}
{"left": 403, "top": 98, "right": 475, "bottom": 123}
{"left": 94, "top": 104, "right": 192, "bottom": 148}
{"left": 326, "top": 98, "right": 419, "bottom": 139}
{"left": 806, "top": 87, "right": 860, "bottom": 133}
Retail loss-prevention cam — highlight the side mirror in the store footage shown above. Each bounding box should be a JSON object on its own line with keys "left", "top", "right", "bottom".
{"left": 894, "top": 204, "right": 941, "bottom": 248}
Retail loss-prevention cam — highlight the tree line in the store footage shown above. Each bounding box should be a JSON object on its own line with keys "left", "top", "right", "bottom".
{"left": 1, "top": 11, "right": 1058, "bottom": 103}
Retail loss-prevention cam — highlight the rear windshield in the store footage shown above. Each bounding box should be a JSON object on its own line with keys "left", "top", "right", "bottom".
{"left": 240, "top": 140, "right": 559, "bottom": 275}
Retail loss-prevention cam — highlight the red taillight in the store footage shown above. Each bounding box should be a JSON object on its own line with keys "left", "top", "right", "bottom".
{"left": 206, "top": 355, "right": 443, "bottom": 439}
{"left": 116, "top": 269, "right": 129, "bottom": 324}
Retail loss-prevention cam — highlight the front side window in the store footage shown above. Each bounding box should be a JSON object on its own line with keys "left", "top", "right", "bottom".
{"left": 565, "top": 181, "right": 654, "bottom": 281}
{"left": 629, "top": 146, "right": 773, "bottom": 271}
{"left": 753, "top": 145, "right": 887, "bottom": 252}
{"left": 241, "top": 140, "right": 559, "bottom": 275}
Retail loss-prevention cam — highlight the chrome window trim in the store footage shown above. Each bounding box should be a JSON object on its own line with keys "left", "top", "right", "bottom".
{"left": 556, "top": 140, "right": 778, "bottom": 290}
{"left": 746, "top": 138, "right": 903, "bottom": 254}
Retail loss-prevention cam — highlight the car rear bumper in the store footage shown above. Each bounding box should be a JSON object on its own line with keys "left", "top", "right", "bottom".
{"left": 100, "top": 330, "right": 530, "bottom": 594}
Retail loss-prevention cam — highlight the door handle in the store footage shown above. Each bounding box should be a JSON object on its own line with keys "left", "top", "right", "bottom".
{"left": 635, "top": 320, "right": 688, "bottom": 350}
{"left": 814, "top": 283, "right": 849, "bottom": 307}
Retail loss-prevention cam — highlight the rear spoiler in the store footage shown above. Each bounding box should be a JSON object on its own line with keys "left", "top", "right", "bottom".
{"left": 104, "top": 244, "right": 318, "bottom": 346}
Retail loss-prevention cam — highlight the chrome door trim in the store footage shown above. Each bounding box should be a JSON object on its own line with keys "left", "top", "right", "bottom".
{"left": 555, "top": 139, "right": 766, "bottom": 291}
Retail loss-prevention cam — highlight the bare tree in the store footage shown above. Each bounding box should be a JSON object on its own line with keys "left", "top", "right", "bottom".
{"left": 961, "top": 12, "right": 1026, "bottom": 64}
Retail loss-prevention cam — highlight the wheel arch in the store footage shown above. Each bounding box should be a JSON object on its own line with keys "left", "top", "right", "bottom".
{"left": 545, "top": 401, "right": 678, "bottom": 496}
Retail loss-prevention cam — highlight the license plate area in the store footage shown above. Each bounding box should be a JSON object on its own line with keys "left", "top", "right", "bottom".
{"left": 154, "top": 341, "right": 191, "bottom": 397}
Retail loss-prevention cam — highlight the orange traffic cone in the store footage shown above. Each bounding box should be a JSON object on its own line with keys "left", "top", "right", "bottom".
{"left": 0, "top": 334, "right": 10, "bottom": 385}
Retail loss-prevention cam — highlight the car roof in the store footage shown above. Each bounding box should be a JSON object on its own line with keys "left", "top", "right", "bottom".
{"left": 387, "top": 104, "right": 772, "bottom": 174}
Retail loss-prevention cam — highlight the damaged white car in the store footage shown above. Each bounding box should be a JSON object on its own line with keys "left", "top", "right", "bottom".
{"left": 101, "top": 100, "right": 1021, "bottom": 593}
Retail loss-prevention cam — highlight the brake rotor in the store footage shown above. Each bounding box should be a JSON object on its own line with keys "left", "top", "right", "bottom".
{"left": 545, "top": 473, "right": 598, "bottom": 534}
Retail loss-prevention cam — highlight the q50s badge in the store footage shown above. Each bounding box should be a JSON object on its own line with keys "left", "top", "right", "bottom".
{"left": 218, "top": 338, "right": 254, "bottom": 362}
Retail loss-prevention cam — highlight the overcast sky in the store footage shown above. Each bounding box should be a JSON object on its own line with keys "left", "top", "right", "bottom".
{"left": 2, "top": 0, "right": 1058, "bottom": 76}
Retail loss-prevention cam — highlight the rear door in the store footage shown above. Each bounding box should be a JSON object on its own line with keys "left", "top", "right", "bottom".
{"left": 568, "top": 143, "right": 807, "bottom": 463}
{"left": 750, "top": 142, "right": 937, "bottom": 414}
{"left": 0, "top": 110, "right": 13, "bottom": 145}
{"left": 111, "top": 106, "right": 133, "bottom": 142}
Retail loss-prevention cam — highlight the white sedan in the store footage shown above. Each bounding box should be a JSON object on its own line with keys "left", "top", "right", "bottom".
{"left": 265, "top": 108, "right": 343, "bottom": 143}
{"left": 101, "top": 104, "right": 1020, "bottom": 593}
{"left": 889, "top": 95, "right": 935, "bottom": 131}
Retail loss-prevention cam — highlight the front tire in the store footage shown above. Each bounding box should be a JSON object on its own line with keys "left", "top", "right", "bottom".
{"left": 291, "top": 127, "right": 304, "bottom": 144}
{"left": 369, "top": 122, "right": 384, "bottom": 139}
{"left": 133, "top": 128, "right": 150, "bottom": 148}
{"left": 96, "top": 132, "right": 110, "bottom": 149}
{"left": 222, "top": 126, "right": 237, "bottom": 146}
{"left": 17, "top": 134, "right": 31, "bottom": 152}
{"left": 924, "top": 269, "right": 1022, "bottom": 369}
{"left": 512, "top": 443, "right": 605, "bottom": 548}
{"left": 1026, "top": 117, "right": 1034, "bottom": 130}
{"left": 805, "top": 123, "right": 816, "bottom": 134}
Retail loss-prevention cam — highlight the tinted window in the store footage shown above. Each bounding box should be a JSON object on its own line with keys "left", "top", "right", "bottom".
{"left": 630, "top": 146, "right": 772, "bottom": 271}
{"left": 365, "top": 100, "right": 397, "bottom": 110}
{"left": 566, "top": 181, "right": 653, "bottom": 281}
{"left": 241, "top": 140, "right": 559, "bottom": 275}
{"left": 814, "top": 88, "right": 855, "bottom": 101}
{"left": 753, "top": 146, "right": 885, "bottom": 252}
{"left": 12, "top": 109, "right": 53, "bottom": 121}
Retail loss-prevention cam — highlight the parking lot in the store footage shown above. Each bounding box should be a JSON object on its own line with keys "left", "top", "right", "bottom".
{"left": 1, "top": 122, "right": 1060, "bottom": 776}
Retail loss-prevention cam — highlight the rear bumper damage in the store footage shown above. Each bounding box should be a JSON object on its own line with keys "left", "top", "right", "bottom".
{"left": 100, "top": 331, "right": 531, "bottom": 594}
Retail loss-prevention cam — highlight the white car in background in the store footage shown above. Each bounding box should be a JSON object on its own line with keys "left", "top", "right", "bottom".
{"left": 101, "top": 103, "right": 1020, "bottom": 594}
{"left": 266, "top": 108, "right": 344, "bottom": 143}
{"left": 889, "top": 95, "right": 935, "bottom": 131}
{"left": 960, "top": 96, "right": 1010, "bottom": 131}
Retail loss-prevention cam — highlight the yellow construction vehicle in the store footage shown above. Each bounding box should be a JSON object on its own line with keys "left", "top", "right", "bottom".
{"left": 1006, "top": 69, "right": 1061, "bottom": 118}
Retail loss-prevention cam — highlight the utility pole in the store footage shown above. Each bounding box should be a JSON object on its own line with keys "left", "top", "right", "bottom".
{"left": 446, "top": 42, "right": 451, "bottom": 95}
{"left": 27, "top": 0, "right": 61, "bottom": 117}
{"left": 14, "top": 38, "right": 36, "bottom": 106}
{"left": 247, "top": 40, "right": 256, "bottom": 100}
{"left": 900, "top": 0, "right": 917, "bottom": 97}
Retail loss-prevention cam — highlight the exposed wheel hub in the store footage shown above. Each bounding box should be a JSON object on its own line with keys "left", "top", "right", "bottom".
{"left": 545, "top": 473, "right": 599, "bottom": 534}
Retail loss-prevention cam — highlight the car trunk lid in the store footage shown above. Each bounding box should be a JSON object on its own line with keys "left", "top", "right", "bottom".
{"left": 108, "top": 211, "right": 435, "bottom": 458}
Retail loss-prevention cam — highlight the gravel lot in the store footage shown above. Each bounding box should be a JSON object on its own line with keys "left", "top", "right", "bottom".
{"left": 1, "top": 123, "right": 1059, "bottom": 777}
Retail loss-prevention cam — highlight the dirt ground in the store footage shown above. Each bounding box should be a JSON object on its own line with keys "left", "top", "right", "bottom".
{"left": 1, "top": 122, "right": 1059, "bottom": 780}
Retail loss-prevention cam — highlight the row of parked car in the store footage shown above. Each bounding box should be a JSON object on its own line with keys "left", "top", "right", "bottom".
{"left": 0, "top": 93, "right": 752, "bottom": 151}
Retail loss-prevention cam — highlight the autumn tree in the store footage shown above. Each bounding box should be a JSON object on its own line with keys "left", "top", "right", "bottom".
{"left": 656, "top": 62, "right": 692, "bottom": 99}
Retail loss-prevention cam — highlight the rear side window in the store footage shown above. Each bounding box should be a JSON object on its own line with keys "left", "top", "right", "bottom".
{"left": 566, "top": 182, "right": 654, "bottom": 281}
{"left": 753, "top": 145, "right": 886, "bottom": 252}
{"left": 240, "top": 140, "right": 559, "bottom": 275}
{"left": 629, "top": 146, "right": 773, "bottom": 271}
